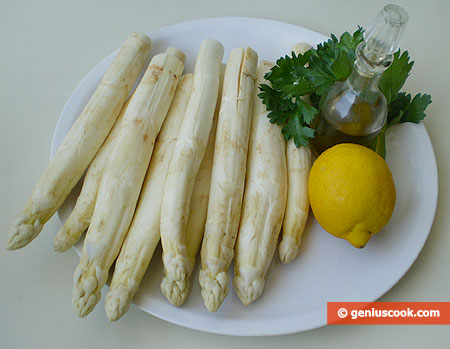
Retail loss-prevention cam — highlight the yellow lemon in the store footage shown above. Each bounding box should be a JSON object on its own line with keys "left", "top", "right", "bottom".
{"left": 308, "top": 143, "right": 396, "bottom": 248}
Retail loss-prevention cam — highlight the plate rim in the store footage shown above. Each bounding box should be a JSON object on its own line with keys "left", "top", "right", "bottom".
{"left": 50, "top": 16, "right": 439, "bottom": 337}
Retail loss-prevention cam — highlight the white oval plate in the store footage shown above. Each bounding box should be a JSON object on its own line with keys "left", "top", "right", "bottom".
{"left": 50, "top": 17, "right": 438, "bottom": 336}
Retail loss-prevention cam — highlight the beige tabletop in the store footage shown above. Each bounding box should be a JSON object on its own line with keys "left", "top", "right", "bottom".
{"left": 1, "top": 0, "right": 449, "bottom": 347}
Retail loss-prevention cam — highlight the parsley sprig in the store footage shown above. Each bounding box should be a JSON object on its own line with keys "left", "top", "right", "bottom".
{"left": 258, "top": 27, "right": 432, "bottom": 157}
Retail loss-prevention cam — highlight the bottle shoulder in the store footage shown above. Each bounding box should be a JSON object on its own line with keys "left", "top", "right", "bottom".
{"left": 321, "top": 82, "right": 387, "bottom": 136}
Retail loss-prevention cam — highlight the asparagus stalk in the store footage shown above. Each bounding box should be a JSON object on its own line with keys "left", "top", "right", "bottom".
{"left": 184, "top": 108, "right": 217, "bottom": 279}
{"left": 160, "top": 39, "right": 224, "bottom": 305}
{"left": 72, "top": 48, "right": 185, "bottom": 317}
{"left": 199, "top": 47, "right": 257, "bottom": 312}
{"left": 161, "top": 64, "right": 224, "bottom": 306}
{"left": 279, "top": 43, "right": 313, "bottom": 263}
{"left": 233, "top": 61, "right": 287, "bottom": 306}
{"left": 7, "top": 32, "right": 152, "bottom": 250}
{"left": 53, "top": 96, "right": 132, "bottom": 252}
{"left": 104, "top": 74, "right": 193, "bottom": 321}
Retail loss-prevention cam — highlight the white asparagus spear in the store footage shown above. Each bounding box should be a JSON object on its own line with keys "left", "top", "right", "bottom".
{"left": 279, "top": 43, "right": 313, "bottom": 263}
{"left": 72, "top": 48, "right": 185, "bottom": 317}
{"left": 160, "top": 39, "right": 224, "bottom": 305}
{"left": 184, "top": 108, "right": 217, "bottom": 276}
{"left": 199, "top": 47, "right": 258, "bottom": 312}
{"left": 53, "top": 95, "right": 133, "bottom": 252}
{"left": 104, "top": 74, "right": 193, "bottom": 321}
{"left": 161, "top": 64, "right": 224, "bottom": 306}
{"left": 233, "top": 61, "right": 287, "bottom": 306}
{"left": 7, "top": 32, "right": 152, "bottom": 250}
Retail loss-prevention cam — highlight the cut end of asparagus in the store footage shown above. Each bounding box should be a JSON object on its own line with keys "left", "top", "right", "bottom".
{"left": 131, "top": 31, "right": 152, "bottom": 48}
{"left": 71, "top": 263, "right": 107, "bottom": 318}
{"left": 105, "top": 285, "right": 133, "bottom": 322}
{"left": 233, "top": 267, "right": 265, "bottom": 306}
{"left": 160, "top": 276, "right": 190, "bottom": 306}
{"left": 53, "top": 227, "right": 79, "bottom": 252}
{"left": 165, "top": 47, "right": 186, "bottom": 65}
{"left": 278, "top": 235, "right": 300, "bottom": 264}
{"left": 199, "top": 269, "right": 229, "bottom": 312}
{"left": 7, "top": 214, "right": 43, "bottom": 250}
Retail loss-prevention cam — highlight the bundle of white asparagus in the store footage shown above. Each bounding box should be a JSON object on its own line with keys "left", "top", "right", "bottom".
{"left": 72, "top": 47, "right": 185, "bottom": 317}
{"left": 53, "top": 95, "right": 132, "bottom": 252}
{"left": 160, "top": 64, "right": 223, "bottom": 307}
{"left": 8, "top": 32, "right": 152, "bottom": 250}
{"left": 199, "top": 47, "right": 258, "bottom": 312}
{"left": 159, "top": 39, "right": 224, "bottom": 306}
{"left": 104, "top": 73, "right": 195, "bottom": 321}
{"left": 9, "top": 33, "right": 315, "bottom": 317}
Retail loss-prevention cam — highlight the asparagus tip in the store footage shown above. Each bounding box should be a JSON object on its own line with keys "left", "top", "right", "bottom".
{"left": 105, "top": 285, "right": 132, "bottom": 321}
{"left": 233, "top": 268, "right": 265, "bottom": 306}
{"left": 72, "top": 264, "right": 105, "bottom": 318}
{"left": 53, "top": 227, "right": 77, "bottom": 252}
{"left": 160, "top": 276, "right": 190, "bottom": 306}
{"left": 7, "top": 215, "right": 43, "bottom": 250}
{"left": 278, "top": 236, "right": 300, "bottom": 264}
{"left": 199, "top": 270, "right": 229, "bottom": 312}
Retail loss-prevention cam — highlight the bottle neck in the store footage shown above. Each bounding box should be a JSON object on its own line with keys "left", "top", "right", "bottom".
{"left": 346, "top": 42, "right": 389, "bottom": 93}
{"left": 347, "top": 65, "right": 382, "bottom": 93}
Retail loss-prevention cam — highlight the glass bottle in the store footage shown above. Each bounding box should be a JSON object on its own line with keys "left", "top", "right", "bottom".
{"left": 312, "top": 4, "right": 409, "bottom": 155}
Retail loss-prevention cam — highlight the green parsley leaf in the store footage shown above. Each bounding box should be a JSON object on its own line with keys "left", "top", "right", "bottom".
{"left": 280, "top": 79, "right": 314, "bottom": 99}
{"left": 267, "top": 110, "right": 290, "bottom": 126}
{"left": 401, "top": 93, "right": 432, "bottom": 123}
{"left": 379, "top": 51, "right": 414, "bottom": 104}
{"left": 265, "top": 51, "right": 313, "bottom": 89}
{"left": 371, "top": 92, "right": 432, "bottom": 159}
{"left": 387, "top": 92, "right": 411, "bottom": 125}
{"left": 352, "top": 26, "right": 365, "bottom": 48}
{"left": 297, "top": 98, "right": 318, "bottom": 124}
{"left": 299, "top": 59, "right": 335, "bottom": 96}
{"left": 257, "top": 84, "right": 278, "bottom": 111}
{"left": 387, "top": 92, "right": 432, "bottom": 125}
{"left": 283, "top": 116, "right": 316, "bottom": 148}
{"left": 331, "top": 50, "right": 353, "bottom": 81}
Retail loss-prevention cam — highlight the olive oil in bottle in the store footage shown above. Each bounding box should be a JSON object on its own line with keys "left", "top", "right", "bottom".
{"left": 312, "top": 4, "right": 409, "bottom": 155}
